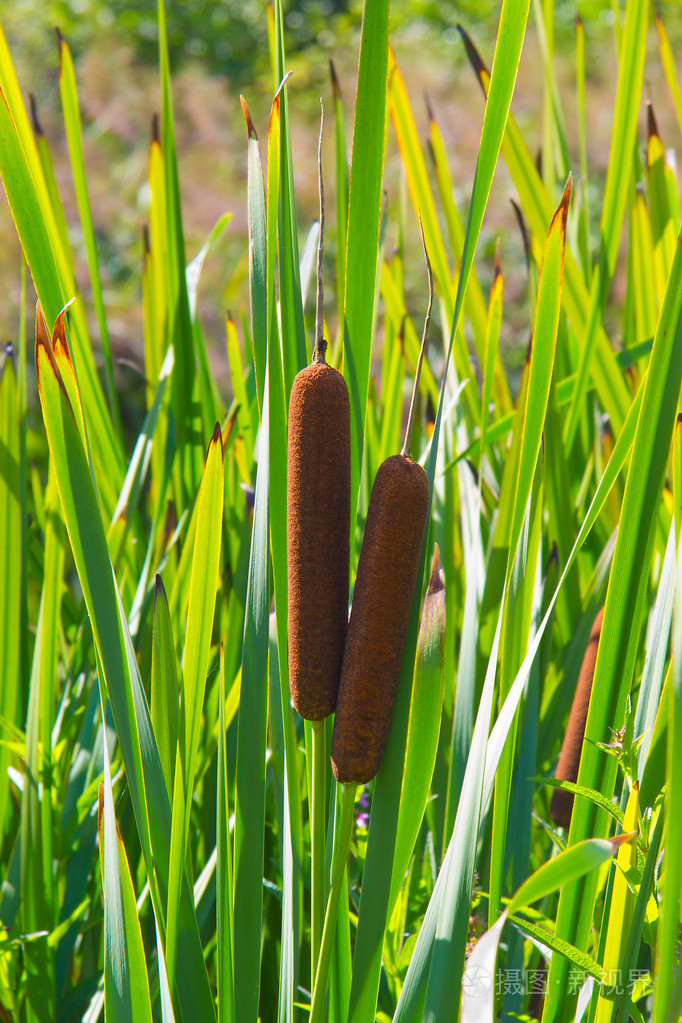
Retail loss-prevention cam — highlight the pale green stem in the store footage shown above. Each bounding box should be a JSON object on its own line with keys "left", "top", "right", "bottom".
{"left": 309, "top": 782, "right": 357, "bottom": 1023}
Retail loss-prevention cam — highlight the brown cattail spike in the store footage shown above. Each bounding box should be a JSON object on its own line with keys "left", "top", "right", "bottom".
{"left": 287, "top": 108, "right": 351, "bottom": 720}
{"left": 331, "top": 455, "right": 429, "bottom": 783}
{"left": 331, "top": 229, "right": 432, "bottom": 783}
{"left": 550, "top": 606, "right": 605, "bottom": 828}
{"left": 287, "top": 365, "right": 350, "bottom": 719}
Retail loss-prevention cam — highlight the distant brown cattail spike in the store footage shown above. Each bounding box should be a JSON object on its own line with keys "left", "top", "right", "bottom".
{"left": 550, "top": 607, "right": 605, "bottom": 828}
{"left": 331, "top": 229, "right": 432, "bottom": 784}
{"left": 287, "top": 109, "right": 351, "bottom": 721}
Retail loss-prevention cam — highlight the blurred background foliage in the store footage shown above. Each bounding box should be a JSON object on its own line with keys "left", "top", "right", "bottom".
{"left": 1, "top": 0, "right": 681, "bottom": 433}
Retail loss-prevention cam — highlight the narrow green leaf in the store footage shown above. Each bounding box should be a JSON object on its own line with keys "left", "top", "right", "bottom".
{"left": 655, "top": 13, "right": 682, "bottom": 138}
{"left": 166, "top": 424, "right": 224, "bottom": 990}
{"left": 217, "top": 646, "right": 235, "bottom": 1023}
{"left": 157, "top": 0, "right": 202, "bottom": 500}
{"left": 233, "top": 375, "right": 270, "bottom": 1023}
{"left": 151, "top": 576, "right": 179, "bottom": 800}
{"left": 389, "top": 549, "right": 446, "bottom": 916}
{"left": 241, "top": 97, "right": 268, "bottom": 417}
{"left": 99, "top": 719, "right": 153, "bottom": 1023}
{"left": 57, "top": 32, "right": 121, "bottom": 440}
{"left": 0, "top": 351, "right": 22, "bottom": 837}
{"left": 343, "top": 0, "right": 390, "bottom": 554}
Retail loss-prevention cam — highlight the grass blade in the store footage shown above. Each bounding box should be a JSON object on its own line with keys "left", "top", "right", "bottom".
{"left": 343, "top": 0, "right": 390, "bottom": 553}
{"left": 57, "top": 32, "right": 121, "bottom": 440}
{"left": 233, "top": 374, "right": 271, "bottom": 1023}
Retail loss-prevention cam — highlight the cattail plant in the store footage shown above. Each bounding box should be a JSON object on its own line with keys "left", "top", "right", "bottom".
{"left": 330, "top": 225, "right": 433, "bottom": 784}
{"left": 287, "top": 110, "right": 351, "bottom": 721}
{"left": 550, "top": 606, "right": 605, "bottom": 828}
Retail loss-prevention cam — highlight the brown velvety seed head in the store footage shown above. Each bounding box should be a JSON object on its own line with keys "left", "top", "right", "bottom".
{"left": 331, "top": 454, "right": 429, "bottom": 784}
{"left": 287, "top": 361, "right": 351, "bottom": 720}
{"left": 550, "top": 606, "right": 605, "bottom": 828}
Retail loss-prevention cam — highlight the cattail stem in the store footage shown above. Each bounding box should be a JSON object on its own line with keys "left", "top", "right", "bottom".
{"left": 310, "top": 718, "right": 326, "bottom": 990}
{"left": 312, "top": 102, "right": 326, "bottom": 365}
{"left": 309, "top": 782, "right": 357, "bottom": 1023}
{"left": 401, "top": 214, "right": 433, "bottom": 459}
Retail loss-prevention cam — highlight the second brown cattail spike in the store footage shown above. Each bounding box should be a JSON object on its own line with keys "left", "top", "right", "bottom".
{"left": 331, "top": 224, "right": 433, "bottom": 784}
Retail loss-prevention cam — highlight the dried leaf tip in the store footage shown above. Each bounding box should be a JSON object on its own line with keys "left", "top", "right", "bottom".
{"left": 151, "top": 113, "right": 160, "bottom": 146}
{"left": 647, "top": 101, "right": 660, "bottom": 141}
{"left": 558, "top": 173, "right": 572, "bottom": 222}
{"left": 52, "top": 306, "right": 74, "bottom": 362}
{"left": 427, "top": 544, "right": 445, "bottom": 597}
{"left": 212, "top": 420, "right": 223, "bottom": 449}
{"left": 457, "top": 25, "right": 487, "bottom": 87}
{"left": 425, "top": 93, "right": 435, "bottom": 125}
{"left": 55, "top": 26, "right": 65, "bottom": 51}
{"left": 35, "top": 303, "right": 51, "bottom": 352}
{"left": 240, "top": 96, "right": 258, "bottom": 140}
{"left": 676, "top": 412, "right": 682, "bottom": 429}
{"left": 329, "top": 59, "right": 341, "bottom": 100}
{"left": 275, "top": 71, "right": 293, "bottom": 101}
{"left": 401, "top": 213, "right": 433, "bottom": 459}
{"left": 493, "top": 238, "right": 502, "bottom": 282}
{"left": 29, "top": 94, "right": 44, "bottom": 137}
{"left": 610, "top": 830, "right": 637, "bottom": 852}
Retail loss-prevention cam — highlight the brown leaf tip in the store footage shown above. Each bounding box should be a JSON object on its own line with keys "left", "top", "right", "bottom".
{"left": 427, "top": 544, "right": 445, "bottom": 597}
{"left": 151, "top": 113, "right": 160, "bottom": 146}
{"left": 329, "top": 59, "right": 341, "bottom": 99}
{"left": 557, "top": 172, "right": 573, "bottom": 225}
{"left": 29, "top": 94, "right": 44, "bottom": 137}
{"left": 676, "top": 412, "right": 682, "bottom": 429}
{"left": 425, "top": 93, "right": 435, "bottom": 125}
{"left": 457, "top": 24, "right": 488, "bottom": 83}
{"left": 647, "top": 101, "right": 660, "bottom": 142}
{"left": 240, "top": 96, "right": 258, "bottom": 140}
{"left": 610, "top": 830, "right": 637, "bottom": 851}
{"left": 212, "top": 420, "right": 223, "bottom": 450}
{"left": 493, "top": 238, "right": 502, "bottom": 281}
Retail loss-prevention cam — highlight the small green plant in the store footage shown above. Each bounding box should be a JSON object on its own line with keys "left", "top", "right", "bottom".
{"left": 0, "top": 1, "right": 681, "bottom": 1022}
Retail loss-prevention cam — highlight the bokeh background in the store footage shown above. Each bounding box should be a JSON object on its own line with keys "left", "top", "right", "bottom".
{"left": 1, "top": 0, "right": 681, "bottom": 440}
